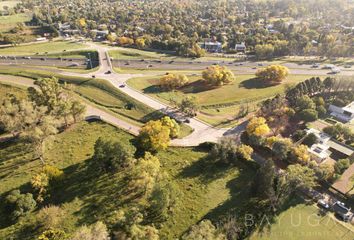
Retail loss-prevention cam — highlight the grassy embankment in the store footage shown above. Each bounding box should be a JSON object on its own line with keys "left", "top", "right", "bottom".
{"left": 0, "top": 69, "right": 193, "bottom": 137}
{"left": 127, "top": 73, "right": 315, "bottom": 127}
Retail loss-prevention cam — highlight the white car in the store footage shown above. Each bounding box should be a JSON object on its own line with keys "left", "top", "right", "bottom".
{"left": 317, "top": 199, "right": 329, "bottom": 209}
{"left": 331, "top": 67, "right": 341, "bottom": 74}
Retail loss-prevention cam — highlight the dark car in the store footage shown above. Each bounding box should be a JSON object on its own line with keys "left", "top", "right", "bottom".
{"left": 40, "top": 58, "right": 45, "bottom": 61}
{"left": 119, "top": 84, "right": 126, "bottom": 88}
{"left": 105, "top": 70, "right": 111, "bottom": 74}
{"left": 92, "top": 75, "right": 96, "bottom": 78}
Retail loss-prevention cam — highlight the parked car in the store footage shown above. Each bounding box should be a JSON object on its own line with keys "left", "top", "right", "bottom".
{"left": 317, "top": 199, "right": 330, "bottom": 209}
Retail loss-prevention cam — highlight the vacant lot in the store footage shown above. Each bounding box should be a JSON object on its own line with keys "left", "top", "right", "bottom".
{"left": 250, "top": 201, "right": 354, "bottom": 240}
{"left": 0, "top": 41, "right": 87, "bottom": 55}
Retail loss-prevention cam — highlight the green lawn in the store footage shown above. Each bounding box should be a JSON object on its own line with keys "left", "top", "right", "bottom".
{"left": 127, "top": 73, "right": 313, "bottom": 126}
{"left": 127, "top": 74, "right": 312, "bottom": 107}
{"left": 0, "top": 41, "right": 87, "bottom": 55}
{"left": 250, "top": 200, "right": 354, "bottom": 240}
{"left": 0, "top": 121, "right": 254, "bottom": 239}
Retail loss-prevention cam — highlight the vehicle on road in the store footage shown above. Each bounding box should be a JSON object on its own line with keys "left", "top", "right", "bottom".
{"left": 331, "top": 67, "right": 341, "bottom": 74}
{"left": 105, "top": 70, "right": 111, "bottom": 74}
{"left": 312, "top": 63, "right": 320, "bottom": 68}
{"left": 344, "top": 64, "right": 352, "bottom": 68}
{"left": 119, "top": 84, "right": 126, "bottom": 88}
{"left": 92, "top": 75, "right": 96, "bottom": 78}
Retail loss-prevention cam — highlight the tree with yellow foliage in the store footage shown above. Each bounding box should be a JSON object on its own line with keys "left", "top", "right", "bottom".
{"left": 135, "top": 37, "right": 146, "bottom": 49}
{"left": 289, "top": 144, "right": 310, "bottom": 164}
{"left": 137, "top": 118, "right": 176, "bottom": 152}
{"left": 129, "top": 152, "right": 161, "bottom": 197}
{"left": 202, "top": 65, "right": 235, "bottom": 86}
{"left": 106, "top": 33, "right": 117, "bottom": 43}
{"left": 77, "top": 18, "right": 86, "bottom": 28}
{"left": 117, "top": 36, "right": 134, "bottom": 46}
{"left": 246, "top": 117, "right": 270, "bottom": 137}
{"left": 159, "top": 73, "right": 189, "bottom": 91}
{"left": 161, "top": 116, "right": 180, "bottom": 138}
{"left": 256, "top": 65, "right": 289, "bottom": 84}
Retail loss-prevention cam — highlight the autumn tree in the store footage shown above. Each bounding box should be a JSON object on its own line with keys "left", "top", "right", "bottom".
{"left": 256, "top": 65, "right": 289, "bottom": 84}
{"left": 246, "top": 117, "right": 270, "bottom": 136}
{"left": 129, "top": 152, "right": 161, "bottom": 197}
{"left": 137, "top": 117, "right": 178, "bottom": 152}
{"left": 202, "top": 65, "right": 235, "bottom": 86}
{"left": 159, "top": 73, "right": 189, "bottom": 91}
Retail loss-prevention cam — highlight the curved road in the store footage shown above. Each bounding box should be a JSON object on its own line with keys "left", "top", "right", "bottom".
{"left": 2, "top": 42, "right": 353, "bottom": 146}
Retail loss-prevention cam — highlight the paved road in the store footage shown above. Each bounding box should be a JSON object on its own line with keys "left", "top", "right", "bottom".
{"left": 58, "top": 43, "right": 248, "bottom": 146}
{"left": 113, "top": 59, "right": 354, "bottom": 76}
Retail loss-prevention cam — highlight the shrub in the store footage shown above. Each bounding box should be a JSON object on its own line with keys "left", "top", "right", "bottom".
{"left": 37, "top": 205, "right": 67, "bottom": 230}
{"left": 5, "top": 190, "right": 36, "bottom": 221}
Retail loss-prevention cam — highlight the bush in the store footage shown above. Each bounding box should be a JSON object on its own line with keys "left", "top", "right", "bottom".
{"left": 5, "top": 190, "right": 36, "bottom": 221}
{"left": 334, "top": 159, "right": 350, "bottom": 174}
{"left": 37, "top": 205, "right": 67, "bottom": 230}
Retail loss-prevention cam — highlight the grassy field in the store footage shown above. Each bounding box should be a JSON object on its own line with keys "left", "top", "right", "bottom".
{"left": 250, "top": 199, "right": 354, "bottom": 240}
{"left": 0, "top": 120, "right": 254, "bottom": 239}
{"left": 0, "top": 1, "right": 20, "bottom": 9}
{"left": 0, "top": 41, "right": 87, "bottom": 55}
{"left": 127, "top": 73, "right": 313, "bottom": 126}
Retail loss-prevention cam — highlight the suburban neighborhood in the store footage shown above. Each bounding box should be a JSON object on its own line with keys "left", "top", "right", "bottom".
{"left": 0, "top": 0, "right": 353, "bottom": 240}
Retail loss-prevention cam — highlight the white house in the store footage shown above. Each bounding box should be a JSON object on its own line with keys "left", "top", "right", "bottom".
{"left": 200, "top": 41, "right": 222, "bottom": 53}
{"left": 235, "top": 42, "right": 246, "bottom": 52}
{"left": 306, "top": 128, "right": 331, "bottom": 163}
{"left": 329, "top": 101, "right": 354, "bottom": 123}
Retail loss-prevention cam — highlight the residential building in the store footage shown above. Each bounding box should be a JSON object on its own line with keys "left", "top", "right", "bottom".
{"left": 329, "top": 101, "right": 354, "bottom": 123}
{"left": 235, "top": 42, "right": 246, "bottom": 52}
{"left": 200, "top": 40, "right": 222, "bottom": 53}
{"left": 306, "top": 128, "right": 331, "bottom": 163}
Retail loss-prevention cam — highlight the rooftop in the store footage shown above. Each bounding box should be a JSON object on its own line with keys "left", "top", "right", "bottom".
{"left": 342, "top": 102, "right": 354, "bottom": 114}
